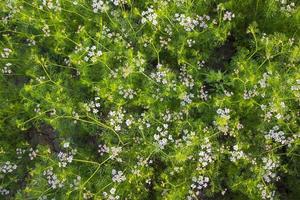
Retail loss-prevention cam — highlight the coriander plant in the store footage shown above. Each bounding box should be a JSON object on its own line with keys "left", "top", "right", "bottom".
{"left": 0, "top": 0, "right": 300, "bottom": 199}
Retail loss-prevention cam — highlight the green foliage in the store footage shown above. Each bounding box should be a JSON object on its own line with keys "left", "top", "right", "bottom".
{"left": 0, "top": 0, "right": 300, "bottom": 199}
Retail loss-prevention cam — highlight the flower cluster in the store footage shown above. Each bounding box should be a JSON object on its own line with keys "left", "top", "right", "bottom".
{"left": 111, "top": 169, "right": 126, "bottom": 183}
{"left": 179, "top": 65, "right": 195, "bottom": 89}
{"left": 197, "top": 60, "right": 206, "bottom": 69}
{"left": 277, "top": 0, "right": 296, "bottom": 14}
{"left": 69, "top": 112, "right": 79, "bottom": 125}
{"left": 174, "top": 14, "right": 210, "bottom": 32}
{"left": 43, "top": 168, "right": 64, "bottom": 189}
{"left": 243, "top": 86, "right": 258, "bottom": 99}
{"left": 187, "top": 39, "right": 196, "bottom": 47}
{"left": 223, "top": 11, "right": 235, "bottom": 21}
{"left": 103, "top": 188, "right": 120, "bottom": 200}
{"left": 141, "top": 6, "right": 158, "bottom": 26}
{"left": 57, "top": 149, "right": 76, "bottom": 168}
{"left": 1, "top": 48, "right": 12, "bottom": 58}
{"left": 175, "top": 129, "right": 195, "bottom": 147}
{"left": 69, "top": 176, "right": 81, "bottom": 189}
{"left": 16, "top": 148, "right": 26, "bottom": 159}
{"left": 262, "top": 157, "right": 280, "bottom": 183}
{"left": 118, "top": 86, "right": 137, "bottom": 100}
{"left": 85, "top": 96, "right": 101, "bottom": 114}
{"left": 40, "top": 0, "right": 61, "bottom": 11}
{"left": 98, "top": 144, "right": 110, "bottom": 155}
{"left": 154, "top": 124, "right": 174, "bottom": 149}
{"left": 260, "top": 101, "right": 287, "bottom": 122}
{"left": 83, "top": 190, "right": 93, "bottom": 199}
{"left": 188, "top": 176, "right": 210, "bottom": 198}
{"left": 29, "top": 148, "right": 38, "bottom": 160}
{"left": 150, "top": 64, "right": 169, "bottom": 84}
{"left": 109, "top": 0, "right": 127, "bottom": 6}
{"left": 137, "top": 113, "right": 151, "bottom": 130}
{"left": 34, "top": 104, "right": 41, "bottom": 113}
{"left": 199, "top": 86, "right": 209, "bottom": 101}
{"left": 229, "top": 145, "right": 247, "bottom": 163}
{"left": 197, "top": 138, "right": 214, "bottom": 170}
{"left": 291, "top": 79, "right": 300, "bottom": 91}
{"left": 159, "top": 36, "right": 171, "bottom": 49}
{"left": 102, "top": 25, "right": 122, "bottom": 41}
{"left": 36, "top": 76, "right": 46, "bottom": 83}
{"left": 257, "top": 184, "right": 276, "bottom": 200}
{"left": 180, "top": 92, "right": 194, "bottom": 106}
{"left": 0, "top": 161, "right": 17, "bottom": 174}
{"left": 216, "top": 108, "right": 231, "bottom": 119}
{"left": 84, "top": 46, "right": 103, "bottom": 63}
{"left": 110, "top": 146, "right": 123, "bottom": 162}
{"left": 42, "top": 24, "right": 51, "bottom": 37}
{"left": 108, "top": 108, "right": 127, "bottom": 131}
{"left": 265, "top": 126, "right": 288, "bottom": 145}
{"left": 0, "top": 187, "right": 9, "bottom": 196}
{"left": 92, "top": 0, "right": 106, "bottom": 13}
{"left": 2, "top": 63, "right": 12, "bottom": 74}
{"left": 26, "top": 38, "right": 36, "bottom": 46}
{"left": 214, "top": 108, "right": 231, "bottom": 134}
{"left": 161, "top": 110, "right": 183, "bottom": 123}
{"left": 224, "top": 89, "right": 234, "bottom": 97}
{"left": 258, "top": 72, "right": 271, "bottom": 88}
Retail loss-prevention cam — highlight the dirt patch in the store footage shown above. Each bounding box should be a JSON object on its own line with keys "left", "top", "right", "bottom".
{"left": 207, "top": 36, "right": 236, "bottom": 72}
{"left": 24, "top": 123, "right": 61, "bottom": 153}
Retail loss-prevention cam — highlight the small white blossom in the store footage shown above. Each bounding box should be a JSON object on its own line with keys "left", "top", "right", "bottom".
{"left": 0, "top": 161, "right": 17, "bottom": 174}
{"left": 92, "top": 0, "right": 106, "bottom": 13}
{"left": 2, "top": 63, "right": 12, "bottom": 74}
{"left": 111, "top": 169, "right": 126, "bottom": 183}
{"left": 223, "top": 11, "right": 235, "bottom": 21}
{"left": 57, "top": 149, "right": 76, "bottom": 168}
{"left": 103, "top": 187, "right": 120, "bottom": 200}
{"left": 0, "top": 187, "right": 9, "bottom": 196}
{"left": 42, "top": 24, "right": 51, "bottom": 37}
{"left": 1, "top": 48, "right": 12, "bottom": 58}
{"left": 141, "top": 6, "right": 158, "bottom": 26}
{"left": 84, "top": 46, "right": 103, "bottom": 63}
{"left": 188, "top": 176, "right": 210, "bottom": 198}
{"left": 29, "top": 148, "right": 39, "bottom": 160}
{"left": 43, "top": 167, "right": 64, "bottom": 189}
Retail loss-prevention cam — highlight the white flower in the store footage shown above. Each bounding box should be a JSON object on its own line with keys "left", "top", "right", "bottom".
{"left": 110, "top": 146, "right": 122, "bottom": 162}
{"left": 42, "top": 24, "right": 51, "bottom": 37}
{"left": 63, "top": 142, "right": 70, "bottom": 148}
{"left": 141, "top": 6, "right": 158, "bottom": 26}
{"left": 57, "top": 150, "right": 76, "bottom": 167}
{"left": 84, "top": 46, "right": 103, "bottom": 62}
{"left": 1, "top": 48, "right": 12, "bottom": 58}
{"left": 125, "top": 119, "right": 132, "bottom": 127}
{"left": 0, "top": 187, "right": 9, "bottom": 196}
{"left": 103, "top": 187, "right": 120, "bottom": 200}
{"left": 112, "top": 169, "right": 126, "bottom": 183}
{"left": 189, "top": 175, "right": 210, "bottom": 196}
{"left": 262, "top": 157, "right": 279, "bottom": 183}
{"left": 0, "top": 161, "right": 17, "bottom": 173}
{"left": 92, "top": 0, "right": 105, "bottom": 13}
{"left": 41, "top": 0, "right": 61, "bottom": 11}
{"left": 2, "top": 63, "right": 12, "bottom": 74}
{"left": 223, "top": 11, "right": 235, "bottom": 21}
{"left": 197, "top": 138, "right": 215, "bottom": 170}
{"left": 43, "top": 168, "right": 64, "bottom": 189}
{"left": 29, "top": 148, "right": 38, "bottom": 160}
{"left": 175, "top": 14, "right": 210, "bottom": 32}
{"left": 264, "top": 126, "right": 293, "bottom": 145}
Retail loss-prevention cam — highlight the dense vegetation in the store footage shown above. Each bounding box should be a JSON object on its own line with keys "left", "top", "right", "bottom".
{"left": 0, "top": 0, "right": 300, "bottom": 199}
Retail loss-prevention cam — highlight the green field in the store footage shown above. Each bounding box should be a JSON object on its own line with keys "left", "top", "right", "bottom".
{"left": 0, "top": 0, "right": 300, "bottom": 199}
